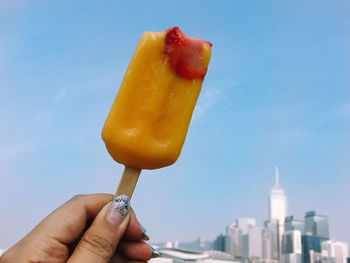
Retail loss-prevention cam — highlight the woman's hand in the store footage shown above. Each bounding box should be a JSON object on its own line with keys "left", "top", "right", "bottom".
{"left": 0, "top": 194, "right": 158, "bottom": 263}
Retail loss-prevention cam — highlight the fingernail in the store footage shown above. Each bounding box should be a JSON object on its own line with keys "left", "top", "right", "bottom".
{"left": 151, "top": 246, "right": 160, "bottom": 258}
{"left": 141, "top": 224, "right": 150, "bottom": 241}
{"left": 105, "top": 194, "right": 130, "bottom": 225}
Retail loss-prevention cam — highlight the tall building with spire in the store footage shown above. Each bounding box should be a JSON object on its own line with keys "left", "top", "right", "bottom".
{"left": 269, "top": 167, "right": 288, "bottom": 231}
{"left": 269, "top": 167, "right": 288, "bottom": 261}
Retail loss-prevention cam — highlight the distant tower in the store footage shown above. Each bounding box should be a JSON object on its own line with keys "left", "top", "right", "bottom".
{"left": 269, "top": 166, "right": 288, "bottom": 261}
{"left": 269, "top": 167, "right": 288, "bottom": 229}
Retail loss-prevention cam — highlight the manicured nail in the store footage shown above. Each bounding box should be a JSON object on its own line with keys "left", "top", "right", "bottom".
{"left": 141, "top": 224, "right": 150, "bottom": 241}
{"left": 105, "top": 194, "right": 130, "bottom": 225}
{"left": 151, "top": 246, "right": 160, "bottom": 258}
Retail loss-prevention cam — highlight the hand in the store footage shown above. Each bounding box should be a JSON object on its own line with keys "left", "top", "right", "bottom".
{"left": 0, "top": 194, "right": 158, "bottom": 263}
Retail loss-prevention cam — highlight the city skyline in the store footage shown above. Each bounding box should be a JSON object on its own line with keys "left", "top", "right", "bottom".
{"left": 1, "top": 0, "right": 350, "bottom": 249}
{"left": 155, "top": 170, "right": 348, "bottom": 263}
{"left": 219, "top": 169, "right": 346, "bottom": 247}
{"left": 154, "top": 168, "right": 347, "bottom": 247}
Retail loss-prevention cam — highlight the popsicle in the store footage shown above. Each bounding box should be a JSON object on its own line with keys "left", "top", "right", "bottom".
{"left": 102, "top": 27, "right": 212, "bottom": 198}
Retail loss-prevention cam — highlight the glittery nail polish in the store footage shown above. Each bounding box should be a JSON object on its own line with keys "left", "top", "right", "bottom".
{"left": 141, "top": 224, "right": 150, "bottom": 241}
{"left": 151, "top": 247, "right": 160, "bottom": 258}
{"left": 105, "top": 194, "right": 130, "bottom": 225}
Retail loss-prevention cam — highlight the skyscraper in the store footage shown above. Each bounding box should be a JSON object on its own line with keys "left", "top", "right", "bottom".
{"left": 225, "top": 223, "right": 242, "bottom": 259}
{"left": 304, "top": 211, "right": 329, "bottom": 241}
{"left": 213, "top": 234, "right": 226, "bottom": 252}
{"left": 321, "top": 240, "right": 349, "bottom": 263}
{"left": 302, "top": 211, "right": 330, "bottom": 263}
{"left": 269, "top": 167, "right": 288, "bottom": 230}
{"left": 269, "top": 167, "right": 288, "bottom": 261}
{"left": 264, "top": 219, "right": 280, "bottom": 261}
{"left": 242, "top": 226, "right": 263, "bottom": 259}
{"left": 282, "top": 230, "right": 302, "bottom": 263}
{"left": 302, "top": 235, "right": 322, "bottom": 263}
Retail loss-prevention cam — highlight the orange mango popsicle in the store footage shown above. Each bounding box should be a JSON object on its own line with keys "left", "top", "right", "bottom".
{"left": 102, "top": 27, "right": 211, "bottom": 197}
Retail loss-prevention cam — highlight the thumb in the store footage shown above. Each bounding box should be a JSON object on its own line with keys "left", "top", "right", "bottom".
{"left": 68, "top": 194, "right": 131, "bottom": 263}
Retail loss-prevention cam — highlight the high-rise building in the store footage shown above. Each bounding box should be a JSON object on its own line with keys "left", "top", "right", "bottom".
{"left": 264, "top": 219, "right": 280, "bottom": 260}
{"left": 321, "top": 240, "right": 349, "bottom": 263}
{"left": 262, "top": 228, "right": 272, "bottom": 261}
{"left": 269, "top": 167, "right": 288, "bottom": 262}
{"left": 213, "top": 234, "right": 226, "bottom": 252}
{"left": 282, "top": 230, "right": 302, "bottom": 263}
{"left": 301, "top": 211, "right": 331, "bottom": 263}
{"left": 304, "top": 211, "right": 329, "bottom": 241}
{"left": 236, "top": 218, "right": 258, "bottom": 260}
{"left": 269, "top": 167, "right": 288, "bottom": 230}
{"left": 242, "top": 226, "right": 263, "bottom": 259}
{"left": 302, "top": 235, "right": 322, "bottom": 263}
{"left": 285, "top": 216, "right": 305, "bottom": 235}
{"left": 225, "top": 223, "right": 242, "bottom": 259}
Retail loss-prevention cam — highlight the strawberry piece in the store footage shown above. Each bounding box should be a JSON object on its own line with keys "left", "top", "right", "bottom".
{"left": 164, "top": 27, "right": 211, "bottom": 80}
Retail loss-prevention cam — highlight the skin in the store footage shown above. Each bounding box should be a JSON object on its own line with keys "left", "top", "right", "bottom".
{"left": 0, "top": 194, "right": 153, "bottom": 263}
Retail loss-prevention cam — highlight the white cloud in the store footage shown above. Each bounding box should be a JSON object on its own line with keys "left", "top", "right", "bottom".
{"left": 193, "top": 88, "right": 220, "bottom": 120}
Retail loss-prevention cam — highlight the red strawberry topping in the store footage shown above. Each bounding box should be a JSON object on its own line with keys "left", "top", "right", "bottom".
{"left": 164, "top": 27, "right": 211, "bottom": 80}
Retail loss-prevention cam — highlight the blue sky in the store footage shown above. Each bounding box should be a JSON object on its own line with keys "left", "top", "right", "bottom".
{"left": 1, "top": 0, "right": 350, "bottom": 248}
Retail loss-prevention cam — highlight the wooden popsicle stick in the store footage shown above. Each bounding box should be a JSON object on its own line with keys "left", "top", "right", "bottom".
{"left": 115, "top": 166, "right": 141, "bottom": 198}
